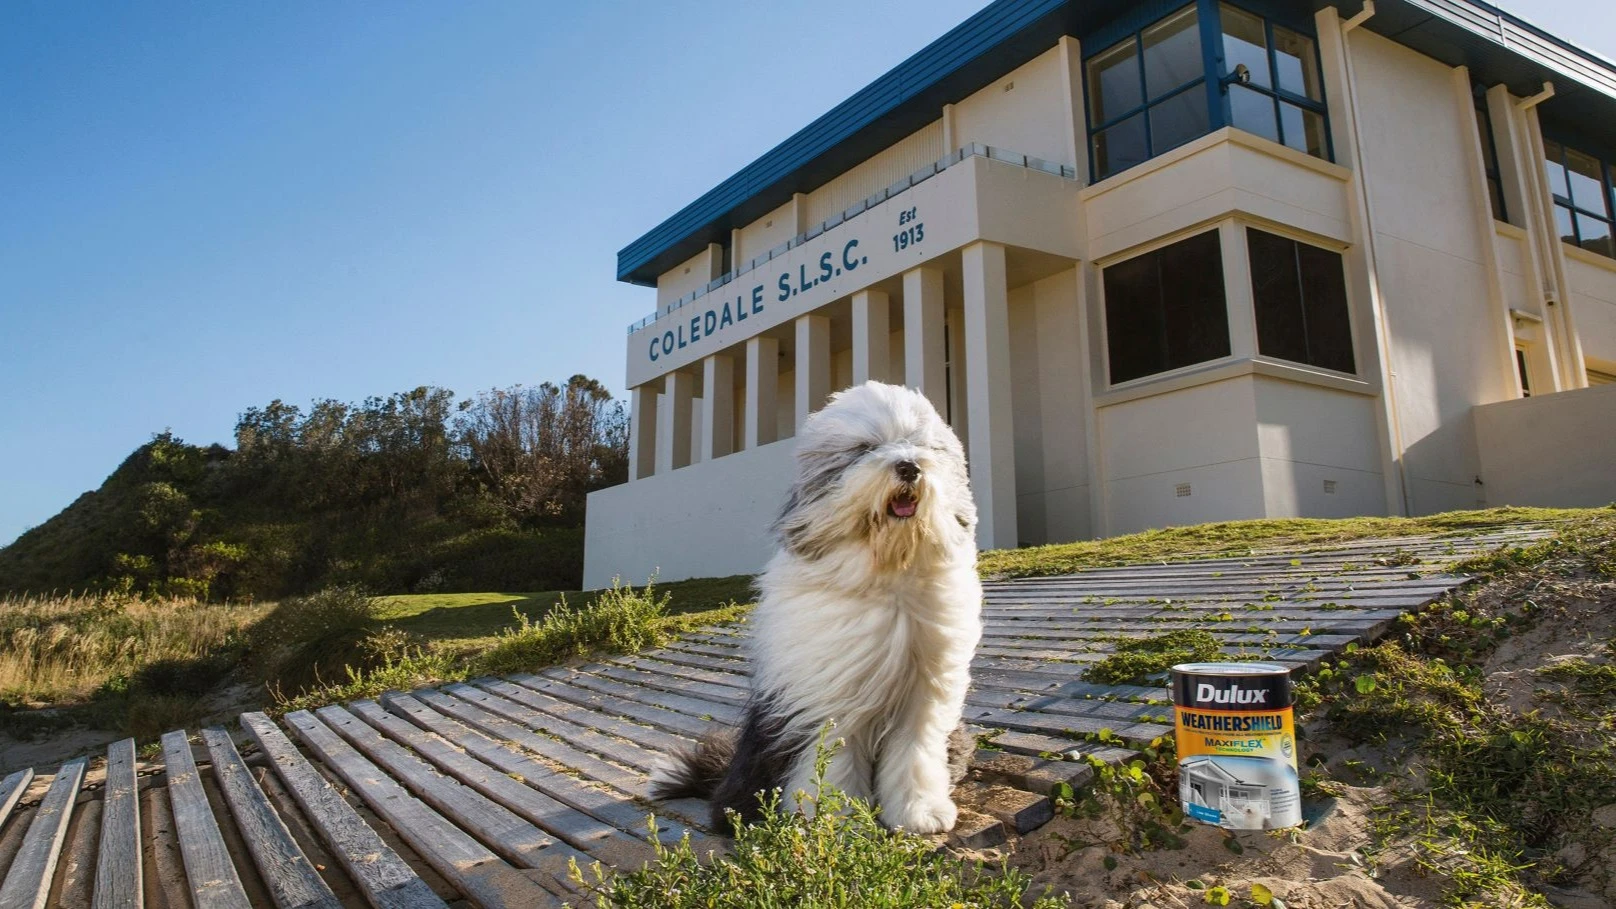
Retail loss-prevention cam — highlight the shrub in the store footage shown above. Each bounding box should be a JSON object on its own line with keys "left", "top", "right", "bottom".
{"left": 575, "top": 748, "right": 1068, "bottom": 909}
{"left": 250, "top": 585, "right": 380, "bottom": 694}
{"left": 475, "top": 579, "right": 668, "bottom": 676}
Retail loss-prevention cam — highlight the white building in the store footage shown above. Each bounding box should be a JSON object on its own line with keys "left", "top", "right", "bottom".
{"left": 585, "top": 0, "right": 1616, "bottom": 588}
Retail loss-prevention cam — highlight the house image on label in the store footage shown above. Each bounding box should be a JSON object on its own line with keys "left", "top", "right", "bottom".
{"left": 584, "top": 0, "right": 1616, "bottom": 588}
{"left": 1180, "top": 756, "right": 1275, "bottom": 829}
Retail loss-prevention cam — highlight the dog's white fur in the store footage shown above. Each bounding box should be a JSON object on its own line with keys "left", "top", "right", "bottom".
{"left": 651, "top": 381, "right": 982, "bottom": 834}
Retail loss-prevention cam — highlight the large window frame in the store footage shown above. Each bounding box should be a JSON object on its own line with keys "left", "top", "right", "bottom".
{"left": 1543, "top": 132, "right": 1616, "bottom": 260}
{"left": 1082, "top": 0, "right": 1332, "bottom": 183}
{"left": 1098, "top": 220, "right": 1362, "bottom": 391}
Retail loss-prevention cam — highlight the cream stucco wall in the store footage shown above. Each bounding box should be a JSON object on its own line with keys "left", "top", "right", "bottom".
{"left": 1566, "top": 251, "right": 1616, "bottom": 366}
{"left": 1473, "top": 384, "right": 1616, "bottom": 508}
{"left": 737, "top": 198, "right": 799, "bottom": 269}
{"left": 953, "top": 46, "right": 1075, "bottom": 169}
{"left": 657, "top": 244, "right": 722, "bottom": 313}
{"left": 801, "top": 120, "right": 943, "bottom": 227}
{"left": 1348, "top": 30, "right": 1513, "bottom": 514}
{"left": 583, "top": 438, "right": 797, "bottom": 588}
{"left": 1009, "top": 268, "right": 1091, "bottom": 545}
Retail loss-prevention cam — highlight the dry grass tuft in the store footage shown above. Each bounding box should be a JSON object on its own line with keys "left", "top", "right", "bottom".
{"left": 0, "top": 591, "right": 266, "bottom": 708}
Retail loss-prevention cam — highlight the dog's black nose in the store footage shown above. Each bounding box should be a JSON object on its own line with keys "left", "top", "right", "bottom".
{"left": 894, "top": 460, "right": 920, "bottom": 483}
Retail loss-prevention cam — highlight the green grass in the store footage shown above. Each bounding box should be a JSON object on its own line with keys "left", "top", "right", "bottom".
{"left": 574, "top": 744, "right": 1069, "bottom": 909}
{"left": 1296, "top": 510, "right": 1616, "bottom": 907}
{"left": 271, "top": 575, "right": 756, "bottom": 714}
{"left": 371, "top": 574, "right": 756, "bottom": 655}
{"left": 976, "top": 506, "right": 1591, "bottom": 578}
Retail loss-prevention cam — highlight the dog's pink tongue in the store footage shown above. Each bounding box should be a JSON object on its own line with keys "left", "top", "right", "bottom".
{"left": 891, "top": 497, "right": 917, "bottom": 517}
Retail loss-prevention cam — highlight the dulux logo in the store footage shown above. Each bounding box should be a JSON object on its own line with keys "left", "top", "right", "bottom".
{"left": 1195, "top": 683, "right": 1269, "bottom": 705}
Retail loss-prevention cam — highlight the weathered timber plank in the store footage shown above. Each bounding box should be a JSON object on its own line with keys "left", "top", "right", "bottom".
{"left": 965, "top": 707, "right": 1170, "bottom": 745}
{"left": 633, "top": 647, "right": 753, "bottom": 676}
{"left": 238, "top": 712, "right": 446, "bottom": 909}
{"left": 462, "top": 679, "right": 689, "bottom": 758}
{"left": 0, "top": 770, "right": 34, "bottom": 838}
{"left": 412, "top": 690, "right": 712, "bottom": 831}
{"left": 608, "top": 655, "right": 750, "bottom": 691}
{"left": 378, "top": 693, "right": 709, "bottom": 847}
{"left": 411, "top": 689, "right": 645, "bottom": 791}
{"left": 280, "top": 709, "right": 559, "bottom": 909}
{"left": 540, "top": 667, "right": 745, "bottom": 723}
{"left": 92, "top": 739, "right": 141, "bottom": 909}
{"left": 586, "top": 663, "right": 748, "bottom": 707}
{"left": 160, "top": 731, "right": 252, "bottom": 909}
{"left": 0, "top": 759, "right": 87, "bottom": 909}
{"left": 507, "top": 672, "right": 724, "bottom": 738}
{"left": 344, "top": 700, "right": 655, "bottom": 869}
{"left": 311, "top": 704, "right": 583, "bottom": 900}
{"left": 199, "top": 728, "right": 339, "bottom": 909}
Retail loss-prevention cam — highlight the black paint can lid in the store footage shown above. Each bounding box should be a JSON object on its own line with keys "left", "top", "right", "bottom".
{"left": 1170, "top": 661, "right": 1293, "bottom": 709}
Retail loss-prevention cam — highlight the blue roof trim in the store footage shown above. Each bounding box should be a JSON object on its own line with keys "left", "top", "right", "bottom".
{"left": 619, "top": 0, "right": 1616, "bottom": 286}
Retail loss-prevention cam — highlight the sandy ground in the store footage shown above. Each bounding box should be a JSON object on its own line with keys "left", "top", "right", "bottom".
{"left": 971, "top": 572, "right": 1616, "bottom": 909}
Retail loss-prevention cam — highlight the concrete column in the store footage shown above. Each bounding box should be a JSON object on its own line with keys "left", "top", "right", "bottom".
{"left": 628, "top": 385, "right": 657, "bottom": 481}
{"left": 701, "top": 354, "right": 735, "bottom": 460}
{"left": 852, "top": 289, "right": 891, "bottom": 385}
{"left": 795, "top": 313, "right": 831, "bottom": 429}
{"left": 903, "top": 266, "right": 947, "bottom": 413}
{"left": 656, "top": 370, "right": 694, "bottom": 473}
{"left": 745, "top": 336, "right": 779, "bottom": 448}
{"left": 962, "top": 241, "right": 1017, "bottom": 550}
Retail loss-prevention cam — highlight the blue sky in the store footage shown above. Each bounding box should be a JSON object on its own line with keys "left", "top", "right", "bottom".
{"left": 1, "top": 1, "right": 1612, "bottom": 546}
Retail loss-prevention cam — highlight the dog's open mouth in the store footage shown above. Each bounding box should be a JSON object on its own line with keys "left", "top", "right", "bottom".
{"left": 887, "top": 492, "right": 918, "bottom": 518}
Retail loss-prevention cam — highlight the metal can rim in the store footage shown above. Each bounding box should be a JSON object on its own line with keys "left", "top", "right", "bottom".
{"left": 1170, "top": 661, "right": 1290, "bottom": 676}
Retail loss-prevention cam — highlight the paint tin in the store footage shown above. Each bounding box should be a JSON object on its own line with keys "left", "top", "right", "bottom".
{"left": 1171, "top": 662, "right": 1301, "bottom": 830}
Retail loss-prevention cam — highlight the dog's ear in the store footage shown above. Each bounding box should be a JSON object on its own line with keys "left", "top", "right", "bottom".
{"left": 773, "top": 486, "right": 819, "bottom": 559}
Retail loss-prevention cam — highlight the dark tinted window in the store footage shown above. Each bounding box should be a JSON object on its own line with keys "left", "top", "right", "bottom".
{"left": 1544, "top": 136, "right": 1616, "bottom": 259}
{"left": 1247, "top": 228, "right": 1355, "bottom": 373}
{"left": 1104, "top": 231, "right": 1231, "bottom": 384}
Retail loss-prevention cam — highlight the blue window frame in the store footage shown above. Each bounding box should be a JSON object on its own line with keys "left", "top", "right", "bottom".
{"left": 1083, "top": 0, "right": 1331, "bottom": 183}
{"left": 1543, "top": 134, "right": 1615, "bottom": 259}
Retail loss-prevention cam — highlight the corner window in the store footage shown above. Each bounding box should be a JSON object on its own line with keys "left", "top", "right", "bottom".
{"left": 1087, "top": 5, "right": 1210, "bottom": 181}
{"left": 1084, "top": 3, "right": 1331, "bottom": 182}
{"left": 1104, "top": 230, "right": 1231, "bottom": 383}
{"left": 1247, "top": 229, "right": 1355, "bottom": 374}
{"left": 1543, "top": 137, "right": 1615, "bottom": 259}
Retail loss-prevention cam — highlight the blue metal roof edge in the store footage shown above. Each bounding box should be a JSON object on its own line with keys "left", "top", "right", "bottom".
{"left": 617, "top": 0, "right": 1616, "bottom": 287}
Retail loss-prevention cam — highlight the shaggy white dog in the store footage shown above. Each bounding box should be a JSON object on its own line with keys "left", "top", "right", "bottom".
{"left": 649, "top": 381, "right": 982, "bottom": 834}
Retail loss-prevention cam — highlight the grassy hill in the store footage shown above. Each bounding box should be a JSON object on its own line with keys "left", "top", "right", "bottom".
{"left": 0, "top": 378, "right": 624, "bottom": 599}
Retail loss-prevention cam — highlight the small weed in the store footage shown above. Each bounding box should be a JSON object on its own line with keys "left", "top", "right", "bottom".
{"left": 1084, "top": 630, "right": 1224, "bottom": 685}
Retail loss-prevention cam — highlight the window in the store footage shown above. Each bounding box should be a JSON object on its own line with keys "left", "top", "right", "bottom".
{"left": 1084, "top": 3, "right": 1330, "bottom": 182}
{"left": 1247, "top": 228, "right": 1355, "bottom": 374}
{"left": 1544, "top": 137, "right": 1615, "bottom": 259}
{"left": 1220, "top": 5, "right": 1328, "bottom": 158}
{"left": 1087, "top": 5, "right": 1211, "bottom": 181}
{"left": 1474, "top": 86, "right": 1507, "bottom": 222}
{"left": 1104, "top": 230, "right": 1231, "bottom": 383}
{"left": 1514, "top": 347, "right": 1532, "bottom": 397}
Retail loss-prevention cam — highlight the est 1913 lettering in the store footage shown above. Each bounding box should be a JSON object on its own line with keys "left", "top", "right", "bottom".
{"left": 895, "top": 206, "right": 923, "bottom": 250}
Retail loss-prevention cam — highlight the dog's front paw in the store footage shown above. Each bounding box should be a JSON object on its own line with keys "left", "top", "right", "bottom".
{"left": 884, "top": 794, "right": 958, "bottom": 834}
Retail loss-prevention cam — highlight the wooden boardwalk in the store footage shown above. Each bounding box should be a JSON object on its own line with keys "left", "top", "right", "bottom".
{"left": 0, "top": 526, "right": 1550, "bottom": 907}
